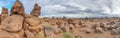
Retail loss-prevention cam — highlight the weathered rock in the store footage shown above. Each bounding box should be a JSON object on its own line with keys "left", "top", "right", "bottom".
{"left": 25, "top": 17, "right": 40, "bottom": 27}
{"left": 111, "top": 29, "right": 119, "bottom": 35}
{"left": 28, "top": 25, "right": 43, "bottom": 33}
{"left": 99, "top": 23, "right": 105, "bottom": 28}
{"left": 1, "top": 7, "right": 8, "bottom": 21}
{"left": 54, "top": 28, "right": 62, "bottom": 34}
{"left": 30, "top": 4, "right": 41, "bottom": 17}
{"left": 69, "top": 24, "right": 75, "bottom": 30}
{"left": 67, "top": 19, "right": 73, "bottom": 24}
{"left": 94, "top": 27, "right": 103, "bottom": 33}
{"left": 116, "top": 27, "right": 120, "bottom": 32}
{"left": 25, "top": 30, "right": 36, "bottom": 38}
{"left": 10, "top": 0, "right": 25, "bottom": 16}
{"left": 83, "top": 28, "right": 93, "bottom": 33}
{"left": 1, "top": 7, "right": 8, "bottom": 14}
{"left": 36, "top": 30, "right": 44, "bottom": 38}
{"left": 43, "top": 25, "right": 56, "bottom": 38}
{"left": 1, "top": 15, "right": 24, "bottom": 32}
{"left": 61, "top": 26, "right": 69, "bottom": 32}
{"left": 0, "top": 30, "right": 24, "bottom": 38}
{"left": 1, "top": 14, "right": 8, "bottom": 21}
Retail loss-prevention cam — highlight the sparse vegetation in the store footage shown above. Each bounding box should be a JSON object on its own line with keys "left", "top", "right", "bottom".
{"left": 63, "top": 32, "right": 72, "bottom": 38}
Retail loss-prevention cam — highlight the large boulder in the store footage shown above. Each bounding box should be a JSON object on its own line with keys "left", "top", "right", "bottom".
{"left": 1, "top": 15, "right": 24, "bottom": 32}
{"left": 25, "top": 30, "right": 36, "bottom": 38}
{"left": 1, "top": 7, "right": 8, "bottom": 21}
{"left": 10, "top": 0, "right": 25, "bottom": 16}
{"left": 30, "top": 4, "right": 41, "bottom": 17}
{"left": 0, "top": 30, "right": 24, "bottom": 38}
{"left": 25, "top": 16, "right": 40, "bottom": 26}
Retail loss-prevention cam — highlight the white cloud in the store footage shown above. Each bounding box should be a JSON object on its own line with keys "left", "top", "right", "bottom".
{"left": 0, "top": 0, "right": 11, "bottom": 6}
{"left": 112, "top": 0, "right": 120, "bottom": 16}
{"left": 1, "top": 0, "right": 120, "bottom": 18}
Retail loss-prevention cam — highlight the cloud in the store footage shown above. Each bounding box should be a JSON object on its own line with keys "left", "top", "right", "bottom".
{"left": 0, "top": 0, "right": 120, "bottom": 18}
{"left": 0, "top": 0, "right": 13, "bottom": 6}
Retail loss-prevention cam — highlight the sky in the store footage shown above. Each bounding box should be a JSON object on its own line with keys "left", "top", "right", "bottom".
{"left": 0, "top": 0, "right": 120, "bottom": 18}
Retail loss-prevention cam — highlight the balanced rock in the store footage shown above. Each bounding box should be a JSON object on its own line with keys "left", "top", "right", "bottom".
{"left": 1, "top": 15, "right": 24, "bottom": 32}
{"left": 10, "top": 0, "right": 25, "bottom": 16}
{"left": 1, "top": 7, "right": 8, "bottom": 21}
{"left": 30, "top": 4, "right": 41, "bottom": 17}
{"left": 25, "top": 16, "right": 40, "bottom": 26}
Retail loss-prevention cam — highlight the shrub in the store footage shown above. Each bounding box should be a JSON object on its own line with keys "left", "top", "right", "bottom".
{"left": 63, "top": 32, "right": 72, "bottom": 38}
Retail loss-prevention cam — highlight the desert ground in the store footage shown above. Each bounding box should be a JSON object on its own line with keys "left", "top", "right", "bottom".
{"left": 39, "top": 17, "right": 120, "bottom": 38}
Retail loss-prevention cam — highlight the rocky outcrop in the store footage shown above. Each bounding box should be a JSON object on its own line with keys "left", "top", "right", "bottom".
{"left": 1, "top": 7, "right": 8, "bottom": 22}
{"left": 0, "top": 15, "right": 24, "bottom": 38}
{"left": 0, "top": 0, "right": 42, "bottom": 38}
{"left": 10, "top": 0, "right": 25, "bottom": 16}
{"left": 1, "top": 15, "right": 24, "bottom": 32}
{"left": 30, "top": 4, "right": 41, "bottom": 17}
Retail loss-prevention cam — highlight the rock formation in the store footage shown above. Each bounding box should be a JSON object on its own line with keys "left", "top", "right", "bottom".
{"left": 0, "top": 15, "right": 24, "bottom": 38}
{"left": 30, "top": 3, "right": 41, "bottom": 17}
{"left": 0, "top": 0, "right": 42, "bottom": 38}
{"left": 1, "top": 7, "right": 8, "bottom": 22}
{"left": 10, "top": 0, "right": 25, "bottom": 16}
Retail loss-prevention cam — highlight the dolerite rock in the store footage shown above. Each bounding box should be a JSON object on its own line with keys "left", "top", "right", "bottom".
{"left": 1, "top": 7, "right": 8, "bottom": 14}
{"left": 25, "top": 16, "right": 40, "bottom": 27}
{"left": 111, "top": 29, "right": 119, "bottom": 35}
{"left": 0, "top": 30, "right": 24, "bottom": 38}
{"left": 69, "top": 24, "right": 75, "bottom": 30}
{"left": 94, "top": 27, "right": 103, "bottom": 33}
{"left": 1, "top": 7, "right": 8, "bottom": 21}
{"left": 1, "top": 15, "right": 24, "bottom": 32}
{"left": 25, "top": 30, "right": 36, "bottom": 38}
{"left": 30, "top": 4, "right": 41, "bottom": 17}
{"left": 43, "top": 26, "right": 56, "bottom": 38}
{"left": 83, "top": 28, "right": 93, "bottom": 33}
{"left": 10, "top": 0, "right": 25, "bottom": 16}
{"left": 24, "top": 15, "right": 43, "bottom": 37}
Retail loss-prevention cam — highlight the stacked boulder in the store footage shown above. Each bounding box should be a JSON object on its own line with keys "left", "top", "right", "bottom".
{"left": 0, "top": 0, "right": 42, "bottom": 38}
{"left": 10, "top": 0, "right": 25, "bottom": 16}
{"left": 1, "top": 7, "right": 8, "bottom": 23}
{"left": 24, "top": 3, "right": 42, "bottom": 38}
{"left": 0, "top": 0, "right": 24, "bottom": 38}
{"left": 30, "top": 3, "right": 41, "bottom": 17}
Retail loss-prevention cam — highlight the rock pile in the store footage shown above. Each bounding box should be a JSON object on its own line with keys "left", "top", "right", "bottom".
{"left": 0, "top": 0, "right": 42, "bottom": 38}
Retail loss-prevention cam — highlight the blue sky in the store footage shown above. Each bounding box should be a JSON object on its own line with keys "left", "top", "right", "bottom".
{"left": 0, "top": 0, "right": 120, "bottom": 18}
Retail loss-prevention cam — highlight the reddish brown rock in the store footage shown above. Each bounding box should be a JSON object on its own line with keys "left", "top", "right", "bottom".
{"left": 1, "top": 7, "right": 8, "bottom": 22}
{"left": 25, "top": 17, "right": 40, "bottom": 26}
{"left": 82, "top": 28, "right": 93, "bottom": 33}
{"left": 25, "top": 30, "right": 36, "bottom": 38}
{"left": 1, "top": 7, "right": 8, "bottom": 14}
{"left": 28, "top": 25, "right": 43, "bottom": 32}
{"left": 10, "top": 0, "right": 25, "bottom": 16}
{"left": 1, "top": 15, "right": 24, "bottom": 32}
{"left": 94, "top": 27, "right": 103, "bottom": 33}
{"left": 30, "top": 4, "right": 41, "bottom": 17}
{"left": 0, "top": 30, "right": 24, "bottom": 38}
